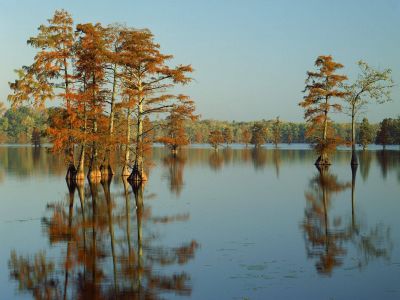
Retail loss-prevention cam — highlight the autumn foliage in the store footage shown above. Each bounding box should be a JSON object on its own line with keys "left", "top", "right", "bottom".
{"left": 299, "top": 55, "right": 348, "bottom": 165}
{"left": 8, "top": 10, "right": 196, "bottom": 183}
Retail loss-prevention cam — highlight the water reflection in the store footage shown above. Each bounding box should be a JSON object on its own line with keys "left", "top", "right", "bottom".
{"left": 3, "top": 146, "right": 400, "bottom": 299}
{"left": 302, "top": 165, "right": 393, "bottom": 275}
{"left": 359, "top": 151, "right": 372, "bottom": 182}
{"left": 162, "top": 154, "right": 186, "bottom": 196}
{"left": 302, "top": 166, "right": 351, "bottom": 275}
{"left": 1, "top": 146, "right": 399, "bottom": 181}
{"left": 208, "top": 151, "right": 224, "bottom": 171}
{"left": 251, "top": 148, "right": 267, "bottom": 170}
{"left": 272, "top": 149, "right": 281, "bottom": 178}
{"left": 9, "top": 176, "right": 199, "bottom": 299}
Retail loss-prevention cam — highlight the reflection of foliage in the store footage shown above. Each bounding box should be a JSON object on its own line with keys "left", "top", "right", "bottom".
{"left": 376, "top": 150, "right": 389, "bottom": 179}
{"left": 163, "top": 154, "right": 186, "bottom": 196}
{"left": 208, "top": 151, "right": 224, "bottom": 171}
{"left": 302, "top": 167, "right": 351, "bottom": 275}
{"left": 354, "top": 224, "right": 392, "bottom": 269}
{"left": 8, "top": 250, "right": 60, "bottom": 300}
{"left": 359, "top": 151, "right": 372, "bottom": 182}
{"left": 272, "top": 149, "right": 281, "bottom": 178}
{"left": 251, "top": 148, "right": 267, "bottom": 169}
{"left": 302, "top": 166, "right": 393, "bottom": 276}
{"left": 222, "top": 147, "right": 233, "bottom": 165}
{"left": 10, "top": 178, "right": 199, "bottom": 299}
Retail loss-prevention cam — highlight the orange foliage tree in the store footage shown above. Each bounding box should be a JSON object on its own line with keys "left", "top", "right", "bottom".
{"left": 208, "top": 130, "right": 224, "bottom": 151}
{"left": 8, "top": 10, "right": 196, "bottom": 184}
{"left": 118, "top": 28, "right": 193, "bottom": 182}
{"left": 158, "top": 101, "right": 197, "bottom": 154}
{"left": 8, "top": 10, "right": 76, "bottom": 177}
{"left": 299, "top": 55, "right": 348, "bottom": 166}
{"left": 74, "top": 23, "right": 109, "bottom": 180}
{"left": 241, "top": 128, "right": 251, "bottom": 147}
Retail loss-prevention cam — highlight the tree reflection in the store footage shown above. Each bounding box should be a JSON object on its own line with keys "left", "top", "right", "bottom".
{"left": 302, "top": 165, "right": 393, "bottom": 275}
{"left": 348, "top": 165, "right": 393, "bottom": 269}
{"left": 8, "top": 250, "right": 60, "bottom": 300}
{"left": 208, "top": 151, "right": 224, "bottom": 171}
{"left": 376, "top": 150, "right": 389, "bottom": 179}
{"left": 9, "top": 176, "right": 199, "bottom": 299}
{"left": 251, "top": 148, "right": 267, "bottom": 170}
{"left": 358, "top": 150, "right": 372, "bottom": 182}
{"left": 222, "top": 147, "right": 233, "bottom": 165}
{"left": 302, "top": 166, "right": 351, "bottom": 275}
{"left": 163, "top": 154, "right": 187, "bottom": 196}
{"left": 272, "top": 148, "right": 281, "bottom": 178}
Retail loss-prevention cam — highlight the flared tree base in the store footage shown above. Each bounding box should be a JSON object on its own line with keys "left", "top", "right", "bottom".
{"left": 128, "top": 170, "right": 147, "bottom": 183}
{"left": 314, "top": 155, "right": 331, "bottom": 166}
{"left": 121, "top": 164, "right": 131, "bottom": 177}
{"left": 351, "top": 151, "right": 358, "bottom": 166}
{"left": 171, "top": 148, "right": 178, "bottom": 156}
{"left": 75, "top": 170, "right": 85, "bottom": 181}
{"left": 100, "top": 164, "right": 114, "bottom": 180}
{"left": 87, "top": 166, "right": 102, "bottom": 182}
{"left": 65, "top": 164, "right": 77, "bottom": 180}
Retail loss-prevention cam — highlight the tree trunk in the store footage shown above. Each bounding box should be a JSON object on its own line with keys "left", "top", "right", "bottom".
{"left": 88, "top": 120, "right": 101, "bottom": 180}
{"left": 88, "top": 74, "right": 101, "bottom": 181}
{"left": 351, "top": 108, "right": 358, "bottom": 165}
{"left": 316, "top": 97, "right": 331, "bottom": 166}
{"left": 76, "top": 144, "right": 85, "bottom": 181}
{"left": 171, "top": 145, "right": 178, "bottom": 156}
{"left": 122, "top": 107, "right": 131, "bottom": 177}
{"left": 129, "top": 91, "right": 147, "bottom": 182}
{"left": 64, "top": 57, "right": 76, "bottom": 180}
{"left": 101, "top": 64, "right": 117, "bottom": 178}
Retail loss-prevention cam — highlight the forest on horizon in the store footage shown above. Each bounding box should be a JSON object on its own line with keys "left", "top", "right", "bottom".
{"left": 0, "top": 105, "right": 399, "bottom": 147}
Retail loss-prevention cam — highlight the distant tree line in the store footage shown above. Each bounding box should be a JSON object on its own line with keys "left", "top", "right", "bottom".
{"left": 1, "top": 105, "right": 399, "bottom": 149}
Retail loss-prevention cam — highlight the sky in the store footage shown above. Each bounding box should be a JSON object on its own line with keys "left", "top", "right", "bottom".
{"left": 0, "top": 0, "right": 399, "bottom": 122}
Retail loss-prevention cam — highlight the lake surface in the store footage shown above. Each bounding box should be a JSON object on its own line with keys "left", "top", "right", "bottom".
{"left": 0, "top": 145, "right": 399, "bottom": 300}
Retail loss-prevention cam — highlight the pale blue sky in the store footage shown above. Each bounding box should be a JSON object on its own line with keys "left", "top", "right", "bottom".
{"left": 0, "top": 0, "right": 399, "bottom": 122}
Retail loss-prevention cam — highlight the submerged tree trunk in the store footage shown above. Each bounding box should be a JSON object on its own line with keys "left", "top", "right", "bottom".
{"left": 351, "top": 163, "right": 358, "bottom": 233}
{"left": 102, "top": 178, "right": 118, "bottom": 295}
{"left": 88, "top": 179, "right": 99, "bottom": 288}
{"left": 76, "top": 180, "right": 87, "bottom": 281}
{"left": 122, "top": 178, "right": 132, "bottom": 265}
{"left": 64, "top": 180, "right": 76, "bottom": 300}
{"left": 66, "top": 158, "right": 77, "bottom": 181}
{"left": 131, "top": 181, "right": 144, "bottom": 292}
{"left": 171, "top": 145, "right": 178, "bottom": 156}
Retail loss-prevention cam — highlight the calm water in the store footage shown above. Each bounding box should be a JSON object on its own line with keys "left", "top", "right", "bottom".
{"left": 0, "top": 145, "right": 399, "bottom": 300}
